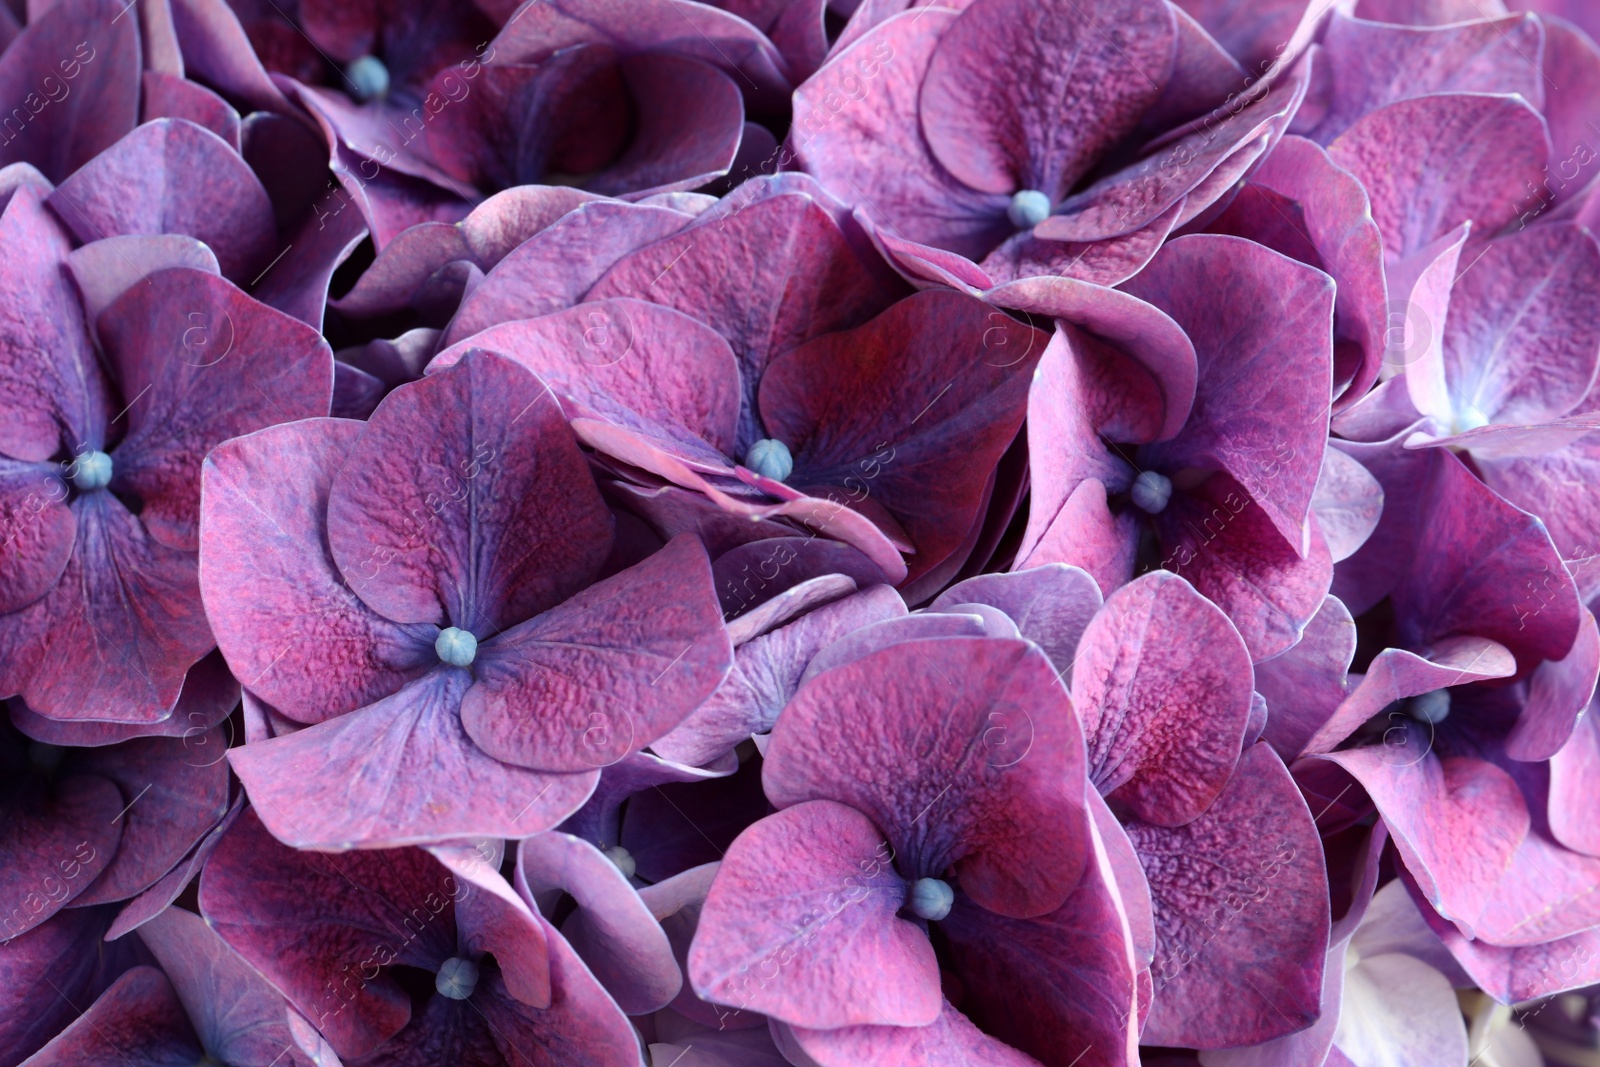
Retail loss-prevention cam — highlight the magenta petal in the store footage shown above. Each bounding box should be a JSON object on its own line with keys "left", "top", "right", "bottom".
{"left": 0, "top": 457, "right": 73, "bottom": 615}
{"left": 68, "top": 731, "right": 229, "bottom": 906}
{"left": 688, "top": 799, "right": 939, "bottom": 1029}
{"left": 102, "top": 268, "right": 333, "bottom": 552}
{"left": 792, "top": 9, "right": 1012, "bottom": 259}
{"left": 1311, "top": 12, "right": 1545, "bottom": 144}
{"left": 518, "top": 832, "right": 680, "bottom": 1014}
{"left": 199, "top": 419, "right": 438, "bottom": 723}
{"left": 441, "top": 199, "right": 695, "bottom": 347}
{"left": 1506, "top": 607, "right": 1600, "bottom": 761}
{"left": 328, "top": 350, "right": 613, "bottom": 631}
{"left": 584, "top": 53, "right": 745, "bottom": 196}
{"left": 1154, "top": 473, "right": 1334, "bottom": 661}
{"left": 932, "top": 564, "right": 1104, "bottom": 680}
{"left": 136, "top": 906, "right": 304, "bottom": 1065}
{"left": 938, "top": 813, "right": 1140, "bottom": 1067}
{"left": 0, "top": 769, "right": 120, "bottom": 940}
{"left": 230, "top": 669, "right": 597, "bottom": 848}
{"left": 66, "top": 235, "right": 220, "bottom": 334}
{"left": 0, "top": 183, "right": 112, "bottom": 463}
{"left": 766, "top": 637, "right": 1089, "bottom": 919}
{"left": 1125, "top": 234, "right": 1334, "bottom": 550}
{"left": 981, "top": 200, "right": 1185, "bottom": 288}
{"left": 1073, "top": 571, "right": 1254, "bottom": 826}
{"left": 106, "top": 792, "right": 243, "bottom": 942}
{"left": 918, "top": 0, "right": 1176, "bottom": 199}
{"left": 1549, "top": 701, "right": 1600, "bottom": 857}
{"left": 654, "top": 584, "right": 906, "bottom": 767}
{"left": 0, "top": 0, "right": 139, "bottom": 183}
{"left": 587, "top": 189, "right": 900, "bottom": 442}
{"left": 1301, "top": 637, "right": 1516, "bottom": 756}
{"left": 1440, "top": 222, "right": 1600, "bottom": 428}
{"left": 787, "top": 999, "right": 1046, "bottom": 1067}
{"left": 0, "top": 906, "right": 141, "bottom": 1066}
{"left": 1312, "top": 446, "right": 1384, "bottom": 563}
{"left": 461, "top": 534, "right": 732, "bottom": 773}
{"left": 49, "top": 119, "right": 276, "bottom": 283}
{"left": 1327, "top": 747, "right": 1527, "bottom": 941}
{"left": 10, "top": 649, "right": 236, "bottom": 747}
{"left": 201, "top": 808, "right": 455, "bottom": 1059}
{"left": 1135, "top": 743, "right": 1331, "bottom": 1048}
{"left": 1327, "top": 92, "right": 1550, "bottom": 264}
{"left": 760, "top": 289, "right": 1044, "bottom": 587}
{"left": 432, "top": 299, "right": 742, "bottom": 474}
{"left": 22, "top": 965, "right": 202, "bottom": 1066}
{"left": 141, "top": 72, "right": 242, "bottom": 149}
{"left": 1173, "top": 0, "right": 1310, "bottom": 70}
{"left": 1254, "top": 595, "right": 1356, "bottom": 760}
{"left": 0, "top": 494, "right": 210, "bottom": 723}
{"left": 430, "top": 840, "right": 553, "bottom": 1009}
{"left": 1020, "top": 478, "right": 1140, "bottom": 598}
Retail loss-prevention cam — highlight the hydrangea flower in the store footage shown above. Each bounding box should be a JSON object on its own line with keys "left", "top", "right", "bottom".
{"left": 199, "top": 349, "right": 732, "bottom": 848}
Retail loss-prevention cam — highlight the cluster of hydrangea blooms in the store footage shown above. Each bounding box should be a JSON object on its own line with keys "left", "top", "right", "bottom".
{"left": 4, "top": 0, "right": 1600, "bottom": 1065}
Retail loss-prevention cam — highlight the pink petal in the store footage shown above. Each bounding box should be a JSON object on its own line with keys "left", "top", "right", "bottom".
{"left": 49, "top": 119, "right": 276, "bottom": 283}
{"left": 688, "top": 799, "right": 939, "bottom": 1029}
{"left": 786, "top": 998, "right": 1046, "bottom": 1067}
{"left": 431, "top": 840, "right": 553, "bottom": 1009}
{"left": 1506, "top": 606, "right": 1600, "bottom": 761}
{"left": 1073, "top": 571, "right": 1254, "bottom": 826}
{"left": 199, "top": 419, "right": 438, "bottom": 723}
{"left": 229, "top": 669, "right": 597, "bottom": 848}
{"left": 1549, "top": 696, "right": 1600, "bottom": 856}
{"left": 1135, "top": 743, "right": 1331, "bottom": 1048}
{"left": 460, "top": 534, "right": 732, "bottom": 772}
{"left": 0, "top": 457, "right": 74, "bottom": 615}
{"left": 766, "top": 637, "right": 1090, "bottom": 919}
{"left": 1312, "top": 446, "right": 1384, "bottom": 562}
{"left": 1254, "top": 595, "right": 1356, "bottom": 760}
{"left": 932, "top": 564, "right": 1104, "bottom": 681}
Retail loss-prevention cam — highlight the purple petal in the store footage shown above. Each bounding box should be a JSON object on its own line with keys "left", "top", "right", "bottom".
{"left": 198, "top": 419, "right": 438, "bottom": 723}
{"left": 0, "top": 766, "right": 120, "bottom": 941}
{"left": 106, "top": 792, "right": 243, "bottom": 941}
{"left": 0, "top": 906, "right": 142, "bottom": 1067}
{"left": 785, "top": 999, "right": 1046, "bottom": 1067}
{"left": 0, "top": 456, "right": 74, "bottom": 616}
{"left": 461, "top": 534, "right": 732, "bottom": 772}
{"left": 688, "top": 799, "right": 939, "bottom": 1029}
{"left": 1506, "top": 607, "right": 1599, "bottom": 761}
{"left": 0, "top": 0, "right": 140, "bottom": 183}
{"left": 1254, "top": 595, "right": 1356, "bottom": 760}
{"left": 328, "top": 349, "right": 612, "bottom": 631}
{"left": 1134, "top": 743, "right": 1331, "bottom": 1048}
{"left": 141, "top": 72, "right": 242, "bottom": 149}
{"left": 21, "top": 965, "right": 203, "bottom": 1066}
{"left": 1072, "top": 571, "right": 1254, "bottom": 826}
{"left": 518, "top": 832, "right": 680, "bottom": 1014}
{"left": 1312, "top": 446, "right": 1384, "bottom": 562}
{"left": 49, "top": 119, "right": 276, "bottom": 283}
{"left": 933, "top": 564, "right": 1103, "bottom": 681}
{"left": 230, "top": 669, "right": 597, "bottom": 848}
{"left": 1549, "top": 695, "right": 1600, "bottom": 857}
{"left": 102, "top": 267, "right": 333, "bottom": 552}
{"left": 65, "top": 235, "right": 219, "bottom": 333}
{"left": 766, "top": 637, "right": 1090, "bottom": 919}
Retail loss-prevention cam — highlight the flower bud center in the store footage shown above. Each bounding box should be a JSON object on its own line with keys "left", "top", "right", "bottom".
{"left": 1412, "top": 689, "right": 1450, "bottom": 725}
{"left": 909, "top": 877, "right": 954, "bottom": 921}
{"left": 435, "top": 956, "right": 479, "bottom": 1000}
{"left": 71, "top": 451, "right": 113, "bottom": 491}
{"left": 602, "top": 844, "right": 636, "bottom": 879}
{"left": 744, "top": 438, "right": 793, "bottom": 483}
{"left": 346, "top": 55, "right": 391, "bottom": 102}
{"left": 1131, "top": 470, "right": 1173, "bottom": 514}
{"left": 435, "top": 627, "right": 478, "bottom": 668}
{"left": 1007, "top": 189, "right": 1052, "bottom": 229}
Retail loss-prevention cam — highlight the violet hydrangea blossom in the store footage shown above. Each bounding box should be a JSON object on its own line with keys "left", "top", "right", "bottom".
{"left": 199, "top": 348, "right": 733, "bottom": 849}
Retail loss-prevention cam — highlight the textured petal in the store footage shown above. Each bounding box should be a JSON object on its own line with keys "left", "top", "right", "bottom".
{"left": 201, "top": 809, "right": 461, "bottom": 1059}
{"left": 765, "top": 637, "right": 1090, "bottom": 919}
{"left": 68, "top": 731, "right": 230, "bottom": 906}
{"left": 1310, "top": 12, "right": 1546, "bottom": 144}
{"left": 1549, "top": 697, "right": 1600, "bottom": 857}
{"left": 1253, "top": 595, "right": 1356, "bottom": 760}
{"left": 198, "top": 419, "right": 438, "bottom": 723}
{"left": 0, "top": 0, "right": 140, "bottom": 183}
{"left": 688, "top": 799, "right": 937, "bottom": 1029}
{"left": 21, "top": 965, "right": 203, "bottom": 1066}
{"left": 1019, "top": 479, "right": 1140, "bottom": 600}
{"left": 932, "top": 564, "right": 1103, "bottom": 681}
{"left": 1327, "top": 746, "right": 1527, "bottom": 941}
{"left": 1153, "top": 472, "right": 1335, "bottom": 661}
{"left": 460, "top": 534, "right": 733, "bottom": 772}
{"left": 0, "top": 183, "right": 111, "bottom": 463}
{"left": 938, "top": 807, "right": 1140, "bottom": 1067}
{"left": 0, "top": 766, "right": 119, "bottom": 940}
{"left": 1173, "top": 0, "right": 1311, "bottom": 70}
{"left": 586, "top": 188, "right": 900, "bottom": 448}
{"left": 105, "top": 792, "right": 243, "bottom": 942}
{"left": 918, "top": 0, "right": 1176, "bottom": 199}
{"left": 1125, "top": 235, "right": 1334, "bottom": 551}
{"left": 792, "top": 9, "right": 1012, "bottom": 259}
{"left": 1506, "top": 606, "right": 1599, "bottom": 761}
{"left": 761, "top": 289, "right": 1045, "bottom": 587}
{"left": 101, "top": 268, "right": 334, "bottom": 552}
{"left": 0, "top": 456, "right": 73, "bottom": 615}
{"left": 65, "top": 235, "right": 220, "bottom": 333}
{"left": 328, "top": 349, "right": 613, "bottom": 632}
{"left": 8, "top": 648, "right": 236, "bottom": 746}
{"left": 653, "top": 584, "right": 906, "bottom": 767}
{"left": 1135, "top": 743, "right": 1331, "bottom": 1048}
{"left": 1072, "top": 571, "right": 1255, "bottom": 826}
{"left": 441, "top": 199, "right": 694, "bottom": 347}
{"left": 1392, "top": 449, "right": 1581, "bottom": 670}
{"left": 518, "top": 832, "right": 679, "bottom": 1015}
{"left": 49, "top": 119, "right": 276, "bottom": 282}
{"left": 1327, "top": 92, "right": 1550, "bottom": 264}
{"left": 141, "top": 71, "right": 241, "bottom": 149}
{"left": 431, "top": 299, "right": 742, "bottom": 475}
{"left": 0, "top": 494, "right": 211, "bottom": 723}
{"left": 0, "top": 906, "right": 142, "bottom": 1067}
{"left": 787, "top": 999, "right": 1046, "bottom": 1067}
{"left": 428, "top": 838, "right": 553, "bottom": 1009}
{"left": 230, "top": 669, "right": 597, "bottom": 849}
{"left": 1438, "top": 222, "right": 1600, "bottom": 428}
{"left": 137, "top": 906, "right": 306, "bottom": 1066}
{"left": 1312, "top": 446, "right": 1383, "bottom": 563}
